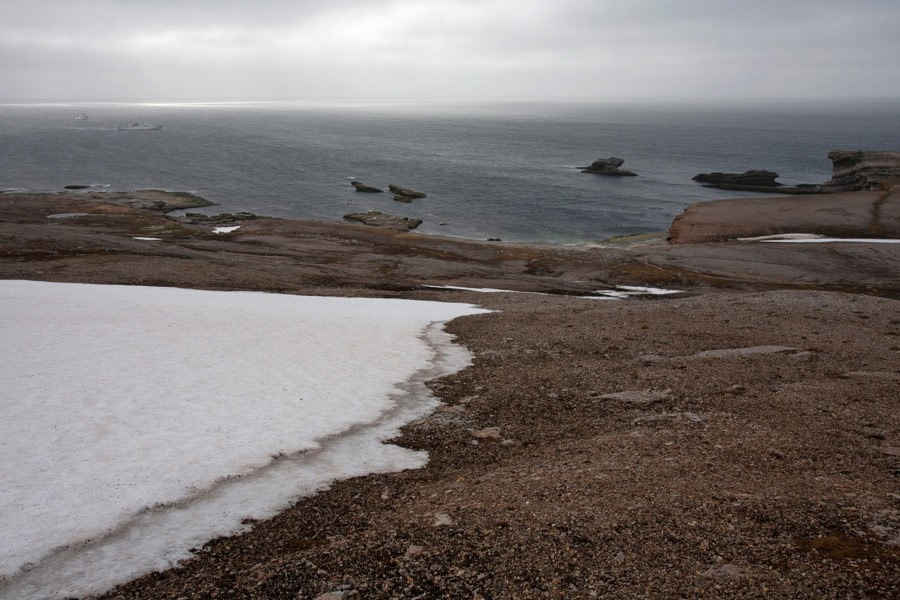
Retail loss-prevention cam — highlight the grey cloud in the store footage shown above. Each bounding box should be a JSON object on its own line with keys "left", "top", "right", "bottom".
{"left": 1, "top": 0, "right": 898, "bottom": 101}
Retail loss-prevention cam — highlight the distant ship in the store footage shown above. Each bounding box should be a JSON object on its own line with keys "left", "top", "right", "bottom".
{"left": 74, "top": 111, "right": 89, "bottom": 120}
{"left": 118, "top": 122, "right": 162, "bottom": 131}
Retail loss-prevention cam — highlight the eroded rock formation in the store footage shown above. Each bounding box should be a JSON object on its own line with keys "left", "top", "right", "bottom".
{"left": 820, "top": 150, "right": 900, "bottom": 192}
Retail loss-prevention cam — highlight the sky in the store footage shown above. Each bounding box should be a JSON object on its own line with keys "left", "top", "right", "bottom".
{"left": 1, "top": 0, "right": 899, "bottom": 103}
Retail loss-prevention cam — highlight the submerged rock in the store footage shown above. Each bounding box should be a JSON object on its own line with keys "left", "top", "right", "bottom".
{"left": 343, "top": 211, "right": 422, "bottom": 231}
{"left": 350, "top": 181, "right": 383, "bottom": 193}
{"left": 580, "top": 157, "right": 638, "bottom": 176}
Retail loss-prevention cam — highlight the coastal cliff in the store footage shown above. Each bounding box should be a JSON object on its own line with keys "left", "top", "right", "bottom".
{"left": 820, "top": 150, "right": 900, "bottom": 192}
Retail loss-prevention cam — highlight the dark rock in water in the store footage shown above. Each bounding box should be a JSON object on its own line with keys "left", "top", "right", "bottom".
{"left": 693, "top": 170, "right": 782, "bottom": 188}
{"left": 388, "top": 184, "right": 427, "bottom": 199}
{"left": 692, "top": 170, "right": 827, "bottom": 194}
{"left": 820, "top": 150, "right": 900, "bottom": 192}
{"left": 351, "top": 181, "right": 383, "bottom": 193}
{"left": 393, "top": 194, "right": 413, "bottom": 203}
{"left": 580, "top": 157, "right": 638, "bottom": 176}
{"left": 487, "top": 237, "right": 502, "bottom": 242}
{"left": 343, "top": 211, "right": 422, "bottom": 231}
{"left": 64, "top": 184, "right": 91, "bottom": 190}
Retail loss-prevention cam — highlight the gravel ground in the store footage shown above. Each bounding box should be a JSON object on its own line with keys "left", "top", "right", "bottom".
{"left": 1, "top": 193, "right": 898, "bottom": 599}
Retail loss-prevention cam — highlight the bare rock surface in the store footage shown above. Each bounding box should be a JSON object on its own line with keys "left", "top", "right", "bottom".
{"left": 342, "top": 211, "right": 422, "bottom": 231}
{"left": 667, "top": 187, "right": 900, "bottom": 243}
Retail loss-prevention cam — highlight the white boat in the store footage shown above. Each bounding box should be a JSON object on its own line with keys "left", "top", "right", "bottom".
{"left": 118, "top": 122, "right": 162, "bottom": 131}
{"left": 74, "top": 111, "right": 88, "bottom": 120}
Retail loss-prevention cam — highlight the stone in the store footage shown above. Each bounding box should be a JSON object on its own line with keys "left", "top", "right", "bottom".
{"left": 342, "top": 211, "right": 422, "bottom": 231}
{"left": 432, "top": 512, "right": 454, "bottom": 527}
{"left": 388, "top": 184, "right": 427, "bottom": 199}
{"left": 471, "top": 427, "right": 502, "bottom": 440}
{"left": 820, "top": 150, "right": 900, "bottom": 192}
{"left": 580, "top": 157, "right": 638, "bottom": 176}
{"left": 350, "top": 181, "right": 383, "bottom": 193}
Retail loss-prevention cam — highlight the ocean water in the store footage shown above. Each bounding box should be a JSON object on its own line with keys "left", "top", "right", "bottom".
{"left": 1, "top": 100, "right": 899, "bottom": 243}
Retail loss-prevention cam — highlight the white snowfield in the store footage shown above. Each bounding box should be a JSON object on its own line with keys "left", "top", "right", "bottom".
{"left": 0, "top": 281, "right": 489, "bottom": 599}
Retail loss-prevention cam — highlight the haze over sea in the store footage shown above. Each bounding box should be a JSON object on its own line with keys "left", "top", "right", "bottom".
{"left": 2, "top": 100, "right": 899, "bottom": 244}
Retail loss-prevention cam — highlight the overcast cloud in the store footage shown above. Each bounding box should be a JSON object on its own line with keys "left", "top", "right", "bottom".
{"left": 1, "top": 0, "right": 898, "bottom": 102}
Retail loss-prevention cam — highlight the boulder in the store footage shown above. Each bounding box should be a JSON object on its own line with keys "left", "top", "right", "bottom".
{"left": 580, "top": 157, "right": 638, "bottom": 176}
{"left": 350, "top": 181, "right": 383, "bottom": 193}
{"left": 388, "top": 184, "right": 427, "bottom": 199}
{"left": 343, "top": 211, "right": 422, "bottom": 231}
{"left": 820, "top": 150, "right": 900, "bottom": 192}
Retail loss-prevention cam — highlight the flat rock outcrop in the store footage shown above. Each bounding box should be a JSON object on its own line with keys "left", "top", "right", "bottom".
{"left": 820, "top": 150, "right": 900, "bottom": 192}
{"left": 350, "top": 181, "right": 383, "bottom": 193}
{"left": 580, "top": 157, "right": 637, "bottom": 176}
{"left": 667, "top": 188, "right": 900, "bottom": 243}
{"left": 692, "top": 170, "right": 782, "bottom": 190}
{"left": 342, "top": 211, "right": 422, "bottom": 231}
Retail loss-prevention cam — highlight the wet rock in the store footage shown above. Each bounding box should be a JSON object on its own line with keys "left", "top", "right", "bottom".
{"left": 580, "top": 157, "right": 638, "bottom": 176}
{"left": 388, "top": 184, "right": 427, "bottom": 200}
{"left": 350, "top": 181, "right": 383, "bottom": 193}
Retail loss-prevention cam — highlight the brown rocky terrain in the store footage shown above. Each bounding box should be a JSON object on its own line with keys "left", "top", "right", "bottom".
{"left": 1, "top": 192, "right": 898, "bottom": 599}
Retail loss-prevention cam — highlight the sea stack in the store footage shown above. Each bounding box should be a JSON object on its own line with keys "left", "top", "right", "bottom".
{"left": 580, "top": 157, "right": 638, "bottom": 176}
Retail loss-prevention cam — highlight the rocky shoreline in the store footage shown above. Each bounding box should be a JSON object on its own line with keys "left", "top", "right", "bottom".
{"left": 0, "top": 192, "right": 898, "bottom": 599}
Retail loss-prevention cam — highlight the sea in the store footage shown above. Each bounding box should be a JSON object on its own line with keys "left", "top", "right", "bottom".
{"left": 2, "top": 99, "right": 899, "bottom": 244}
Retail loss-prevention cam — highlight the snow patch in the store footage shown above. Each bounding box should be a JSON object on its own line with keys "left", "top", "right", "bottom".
{"left": 0, "top": 281, "right": 488, "bottom": 599}
{"left": 738, "top": 233, "right": 900, "bottom": 244}
{"left": 213, "top": 225, "right": 240, "bottom": 234}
